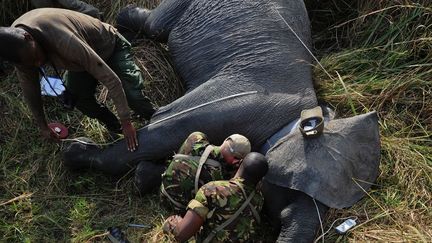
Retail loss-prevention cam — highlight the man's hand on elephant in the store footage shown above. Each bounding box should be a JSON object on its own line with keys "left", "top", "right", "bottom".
{"left": 121, "top": 119, "right": 138, "bottom": 152}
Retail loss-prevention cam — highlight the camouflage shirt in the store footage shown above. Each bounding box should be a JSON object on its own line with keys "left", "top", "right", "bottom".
{"left": 188, "top": 178, "right": 263, "bottom": 243}
{"left": 161, "top": 132, "right": 226, "bottom": 210}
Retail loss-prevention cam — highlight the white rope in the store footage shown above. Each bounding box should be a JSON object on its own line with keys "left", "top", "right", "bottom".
{"left": 313, "top": 198, "right": 325, "bottom": 243}
{"left": 60, "top": 138, "right": 121, "bottom": 147}
{"left": 271, "top": 4, "right": 335, "bottom": 81}
{"left": 148, "top": 91, "right": 258, "bottom": 127}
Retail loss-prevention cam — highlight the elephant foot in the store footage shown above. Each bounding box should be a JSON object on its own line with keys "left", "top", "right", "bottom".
{"left": 134, "top": 161, "right": 166, "bottom": 195}
{"left": 62, "top": 138, "right": 99, "bottom": 171}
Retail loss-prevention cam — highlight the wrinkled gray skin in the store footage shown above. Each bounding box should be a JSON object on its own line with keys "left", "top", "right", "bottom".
{"left": 64, "top": 0, "right": 325, "bottom": 241}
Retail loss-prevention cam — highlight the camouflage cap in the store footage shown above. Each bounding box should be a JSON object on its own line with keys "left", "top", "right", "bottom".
{"left": 225, "top": 134, "right": 251, "bottom": 158}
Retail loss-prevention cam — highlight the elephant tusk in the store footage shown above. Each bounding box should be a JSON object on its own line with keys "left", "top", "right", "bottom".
{"left": 148, "top": 91, "right": 258, "bottom": 127}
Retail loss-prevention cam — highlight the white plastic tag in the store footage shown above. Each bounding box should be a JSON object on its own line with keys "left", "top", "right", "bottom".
{"left": 335, "top": 219, "right": 357, "bottom": 234}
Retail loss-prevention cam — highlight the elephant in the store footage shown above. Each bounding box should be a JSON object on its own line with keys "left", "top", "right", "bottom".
{"left": 63, "top": 0, "right": 381, "bottom": 241}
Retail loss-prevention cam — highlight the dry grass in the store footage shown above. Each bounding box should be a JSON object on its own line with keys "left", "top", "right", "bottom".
{"left": 0, "top": 0, "right": 431, "bottom": 242}
{"left": 133, "top": 40, "right": 184, "bottom": 107}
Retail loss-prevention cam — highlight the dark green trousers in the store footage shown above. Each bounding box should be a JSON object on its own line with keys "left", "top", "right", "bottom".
{"left": 64, "top": 34, "right": 154, "bottom": 132}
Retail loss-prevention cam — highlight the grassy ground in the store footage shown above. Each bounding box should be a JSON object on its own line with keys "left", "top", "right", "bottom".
{"left": 1, "top": 0, "right": 431, "bottom": 242}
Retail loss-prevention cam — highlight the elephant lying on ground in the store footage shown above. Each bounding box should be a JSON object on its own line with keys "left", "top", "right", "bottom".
{"left": 63, "top": 0, "right": 381, "bottom": 241}
{"left": 65, "top": 0, "right": 316, "bottom": 178}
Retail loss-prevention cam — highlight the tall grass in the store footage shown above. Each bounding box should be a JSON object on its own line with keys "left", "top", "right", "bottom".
{"left": 309, "top": 0, "right": 432, "bottom": 241}
{"left": 0, "top": 0, "right": 431, "bottom": 242}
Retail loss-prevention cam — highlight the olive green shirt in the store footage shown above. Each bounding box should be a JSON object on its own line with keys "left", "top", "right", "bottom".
{"left": 12, "top": 8, "right": 131, "bottom": 124}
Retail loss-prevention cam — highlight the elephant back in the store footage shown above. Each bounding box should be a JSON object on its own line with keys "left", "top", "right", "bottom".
{"left": 168, "top": 0, "right": 313, "bottom": 92}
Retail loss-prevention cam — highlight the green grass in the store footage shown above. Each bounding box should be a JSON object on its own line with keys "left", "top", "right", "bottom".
{"left": 1, "top": 0, "right": 431, "bottom": 242}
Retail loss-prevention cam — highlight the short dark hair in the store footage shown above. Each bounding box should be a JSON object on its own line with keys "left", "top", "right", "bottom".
{"left": 240, "top": 152, "right": 268, "bottom": 185}
{"left": 0, "top": 27, "right": 29, "bottom": 63}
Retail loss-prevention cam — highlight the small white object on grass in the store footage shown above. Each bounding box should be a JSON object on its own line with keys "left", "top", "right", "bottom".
{"left": 335, "top": 218, "right": 357, "bottom": 234}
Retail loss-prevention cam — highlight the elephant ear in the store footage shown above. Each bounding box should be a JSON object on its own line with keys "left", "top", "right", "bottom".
{"left": 264, "top": 112, "right": 381, "bottom": 209}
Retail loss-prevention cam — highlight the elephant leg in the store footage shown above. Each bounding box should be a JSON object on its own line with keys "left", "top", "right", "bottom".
{"left": 277, "top": 191, "right": 329, "bottom": 243}
{"left": 63, "top": 141, "right": 166, "bottom": 189}
{"left": 117, "top": 0, "right": 193, "bottom": 42}
{"left": 134, "top": 161, "right": 166, "bottom": 195}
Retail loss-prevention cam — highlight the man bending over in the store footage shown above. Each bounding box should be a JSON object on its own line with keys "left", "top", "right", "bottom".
{"left": 0, "top": 9, "right": 155, "bottom": 151}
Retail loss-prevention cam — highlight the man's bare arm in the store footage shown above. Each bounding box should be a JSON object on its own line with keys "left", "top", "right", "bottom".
{"left": 174, "top": 210, "right": 205, "bottom": 242}
{"left": 17, "top": 67, "right": 60, "bottom": 141}
{"left": 17, "top": 67, "right": 47, "bottom": 129}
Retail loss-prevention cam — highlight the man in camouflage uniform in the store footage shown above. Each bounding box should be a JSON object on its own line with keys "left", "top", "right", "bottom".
{"left": 163, "top": 152, "right": 268, "bottom": 243}
{"left": 161, "top": 131, "right": 251, "bottom": 212}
